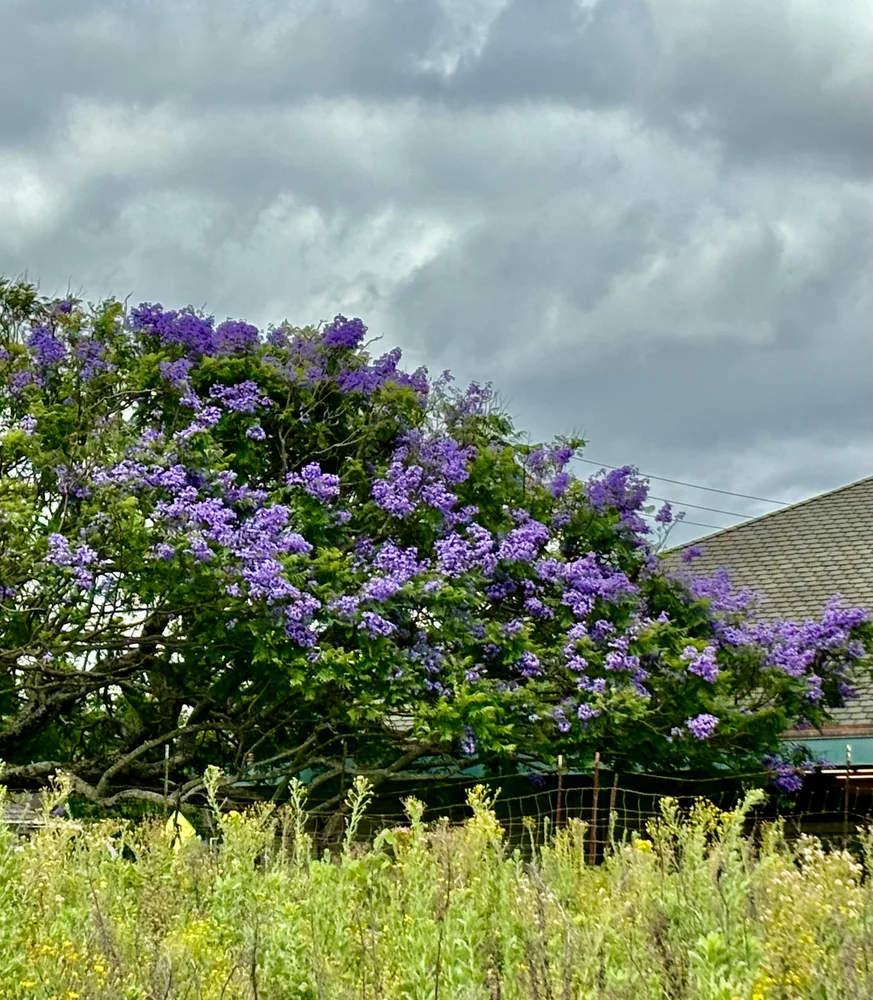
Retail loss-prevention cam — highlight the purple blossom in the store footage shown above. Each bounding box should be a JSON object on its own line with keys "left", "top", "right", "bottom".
{"left": 550, "top": 472, "right": 571, "bottom": 498}
{"left": 444, "top": 504, "right": 479, "bottom": 527}
{"left": 175, "top": 406, "right": 223, "bottom": 440}
{"left": 434, "top": 524, "right": 495, "bottom": 577}
{"left": 44, "top": 533, "right": 99, "bottom": 589}
{"left": 497, "top": 519, "right": 549, "bottom": 562}
{"left": 330, "top": 595, "right": 360, "bottom": 618}
{"left": 419, "top": 437, "right": 476, "bottom": 485}
{"left": 682, "top": 645, "right": 720, "bottom": 683}
{"left": 361, "top": 611, "right": 397, "bottom": 637}
{"left": 9, "top": 370, "right": 41, "bottom": 395}
{"left": 26, "top": 325, "right": 66, "bottom": 367}
{"left": 246, "top": 424, "right": 266, "bottom": 441}
{"left": 209, "top": 381, "right": 272, "bottom": 413}
{"left": 19, "top": 414, "right": 37, "bottom": 435}
{"left": 585, "top": 465, "right": 647, "bottom": 510}
{"left": 577, "top": 703, "right": 601, "bottom": 722}
{"left": 654, "top": 502, "right": 673, "bottom": 525}
{"left": 681, "top": 545, "right": 704, "bottom": 563}
{"left": 453, "top": 381, "right": 493, "bottom": 417}
{"left": 421, "top": 481, "right": 458, "bottom": 514}
{"left": 321, "top": 314, "right": 367, "bottom": 350}
{"left": 135, "top": 306, "right": 216, "bottom": 354}
{"left": 524, "top": 597, "right": 554, "bottom": 619}
{"left": 604, "top": 650, "right": 640, "bottom": 672}
{"left": 762, "top": 752, "right": 815, "bottom": 794}
{"left": 516, "top": 651, "right": 543, "bottom": 678}
{"left": 578, "top": 677, "right": 606, "bottom": 694}
{"left": 76, "top": 339, "right": 113, "bottom": 381}
{"left": 585, "top": 465, "right": 650, "bottom": 536}
{"left": 552, "top": 445, "right": 574, "bottom": 468}
{"left": 589, "top": 620, "right": 615, "bottom": 642}
{"left": 686, "top": 713, "right": 719, "bottom": 740}
{"left": 214, "top": 320, "right": 260, "bottom": 355}
{"left": 45, "top": 533, "right": 98, "bottom": 568}
{"left": 159, "top": 358, "right": 194, "bottom": 388}
{"left": 460, "top": 726, "right": 477, "bottom": 755}
{"left": 371, "top": 461, "right": 424, "bottom": 517}
{"left": 525, "top": 449, "right": 548, "bottom": 474}
{"left": 287, "top": 462, "right": 341, "bottom": 502}
{"left": 553, "top": 708, "right": 571, "bottom": 733}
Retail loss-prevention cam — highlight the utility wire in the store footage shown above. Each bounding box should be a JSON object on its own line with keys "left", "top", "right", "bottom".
{"left": 572, "top": 457, "right": 789, "bottom": 506}
{"left": 641, "top": 512, "right": 727, "bottom": 531}
{"left": 648, "top": 494, "right": 749, "bottom": 519}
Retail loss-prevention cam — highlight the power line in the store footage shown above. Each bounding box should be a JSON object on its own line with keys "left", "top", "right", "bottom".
{"left": 648, "top": 494, "right": 749, "bottom": 519}
{"left": 572, "top": 457, "right": 789, "bottom": 506}
{"left": 641, "top": 512, "right": 727, "bottom": 531}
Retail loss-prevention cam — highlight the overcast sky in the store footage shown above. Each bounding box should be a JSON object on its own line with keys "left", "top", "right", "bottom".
{"left": 1, "top": 0, "right": 870, "bottom": 545}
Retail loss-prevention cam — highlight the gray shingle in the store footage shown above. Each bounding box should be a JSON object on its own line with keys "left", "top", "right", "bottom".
{"left": 663, "top": 477, "right": 873, "bottom": 735}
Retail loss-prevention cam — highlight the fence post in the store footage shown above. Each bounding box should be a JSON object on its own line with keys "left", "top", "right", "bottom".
{"left": 588, "top": 752, "right": 600, "bottom": 865}
{"left": 556, "top": 754, "right": 564, "bottom": 828}
{"left": 163, "top": 742, "right": 170, "bottom": 815}
{"left": 608, "top": 771, "right": 619, "bottom": 848}
{"left": 844, "top": 744, "right": 851, "bottom": 840}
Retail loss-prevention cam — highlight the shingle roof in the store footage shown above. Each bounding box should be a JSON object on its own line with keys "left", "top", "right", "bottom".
{"left": 663, "top": 476, "right": 873, "bottom": 734}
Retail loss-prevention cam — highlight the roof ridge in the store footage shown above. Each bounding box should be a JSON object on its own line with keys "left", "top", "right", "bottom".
{"left": 666, "top": 474, "right": 873, "bottom": 552}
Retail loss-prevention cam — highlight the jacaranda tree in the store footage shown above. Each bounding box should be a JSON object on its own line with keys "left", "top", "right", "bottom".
{"left": 0, "top": 277, "right": 869, "bottom": 809}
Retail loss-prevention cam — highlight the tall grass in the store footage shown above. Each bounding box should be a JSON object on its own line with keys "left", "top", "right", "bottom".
{"left": 0, "top": 771, "right": 869, "bottom": 1000}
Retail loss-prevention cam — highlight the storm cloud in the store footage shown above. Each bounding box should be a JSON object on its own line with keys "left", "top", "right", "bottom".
{"left": 1, "top": 0, "right": 869, "bottom": 543}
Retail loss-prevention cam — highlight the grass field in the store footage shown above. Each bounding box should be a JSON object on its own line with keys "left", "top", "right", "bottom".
{"left": 0, "top": 774, "right": 870, "bottom": 1000}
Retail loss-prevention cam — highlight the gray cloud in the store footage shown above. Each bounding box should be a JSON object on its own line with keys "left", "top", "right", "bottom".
{"left": 0, "top": 0, "right": 870, "bottom": 545}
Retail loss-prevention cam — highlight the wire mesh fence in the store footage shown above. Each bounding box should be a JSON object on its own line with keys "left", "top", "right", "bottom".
{"left": 300, "top": 764, "right": 873, "bottom": 856}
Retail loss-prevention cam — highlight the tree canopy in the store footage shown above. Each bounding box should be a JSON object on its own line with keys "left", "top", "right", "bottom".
{"left": 0, "top": 277, "right": 869, "bottom": 809}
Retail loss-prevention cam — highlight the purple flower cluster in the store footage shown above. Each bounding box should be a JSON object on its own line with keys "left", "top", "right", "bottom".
{"left": 26, "top": 325, "right": 66, "bottom": 367}
{"left": 686, "top": 713, "right": 719, "bottom": 740}
{"left": 585, "top": 465, "right": 651, "bottom": 536}
{"left": 160, "top": 357, "right": 193, "bottom": 389}
{"left": 654, "top": 502, "right": 673, "bottom": 525}
{"left": 681, "top": 644, "right": 720, "bottom": 683}
{"left": 577, "top": 703, "right": 601, "bottom": 722}
{"left": 321, "top": 314, "right": 367, "bottom": 350}
{"left": 131, "top": 304, "right": 260, "bottom": 356}
{"left": 209, "top": 381, "right": 272, "bottom": 413}
{"left": 762, "top": 752, "right": 818, "bottom": 793}
{"left": 335, "top": 348, "right": 429, "bottom": 403}
{"left": 516, "top": 651, "right": 543, "bottom": 678}
{"left": 372, "top": 461, "right": 424, "bottom": 517}
{"left": 435, "top": 525, "right": 496, "bottom": 577}
{"left": 498, "top": 520, "right": 549, "bottom": 562}
{"left": 286, "top": 463, "right": 341, "bottom": 503}
{"left": 44, "top": 533, "right": 99, "bottom": 589}
{"left": 361, "top": 541, "right": 425, "bottom": 602}
{"left": 361, "top": 611, "right": 397, "bottom": 637}
{"left": 75, "top": 339, "right": 114, "bottom": 381}
{"left": 214, "top": 320, "right": 260, "bottom": 355}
